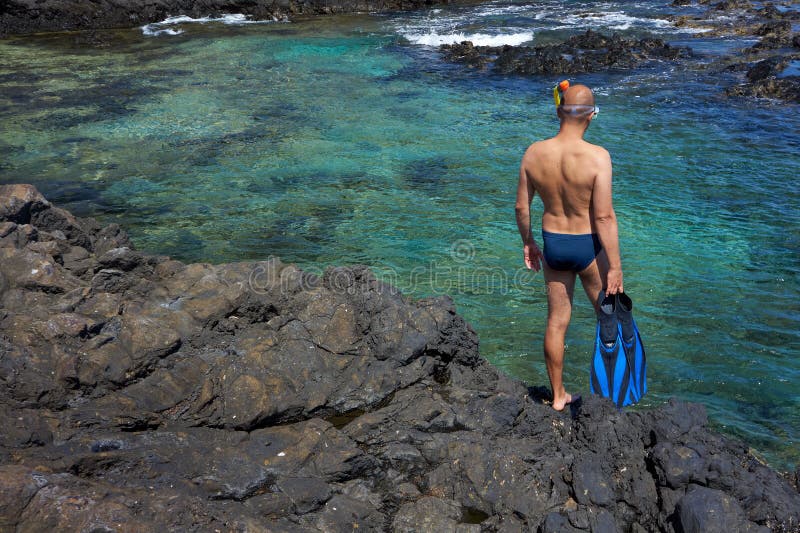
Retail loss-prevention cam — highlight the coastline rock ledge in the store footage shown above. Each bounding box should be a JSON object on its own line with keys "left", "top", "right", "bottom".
{"left": 0, "top": 0, "right": 453, "bottom": 37}
{"left": 0, "top": 184, "right": 798, "bottom": 532}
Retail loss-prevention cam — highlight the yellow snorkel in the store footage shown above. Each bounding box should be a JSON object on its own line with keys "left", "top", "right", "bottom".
{"left": 553, "top": 80, "right": 570, "bottom": 108}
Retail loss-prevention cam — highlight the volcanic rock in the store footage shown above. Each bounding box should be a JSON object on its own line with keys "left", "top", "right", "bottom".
{"left": 0, "top": 184, "right": 798, "bottom": 531}
{"left": 440, "top": 30, "right": 690, "bottom": 76}
{"left": 726, "top": 55, "right": 800, "bottom": 102}
{"left": 441, "top": 41, "right": 491, "bottom": 69}
{"left": 714, "top": 0, "right": 753, "bottom": 11}
{"left": 0, "top": 0, "right": 464, "bottom": 37}
{"left": 667, "top": 0, "right": 800, "bottom": 102}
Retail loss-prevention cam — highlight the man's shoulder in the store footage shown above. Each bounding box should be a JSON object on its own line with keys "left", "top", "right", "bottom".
{"left": 524, "top": 139, "right": 546, "bottom": 151}
{"left": 582, "top": 141, "right": 610, "bottom": 158}
{"left": 523, "top": 138, "right": 553, "bottom": 156}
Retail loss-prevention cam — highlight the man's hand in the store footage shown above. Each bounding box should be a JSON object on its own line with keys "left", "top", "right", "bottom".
{"left": 523, "top": 241, "right": 543, "bottom": 272}
{"left": 605, "top": 267, "right": 623, "bottom": 295}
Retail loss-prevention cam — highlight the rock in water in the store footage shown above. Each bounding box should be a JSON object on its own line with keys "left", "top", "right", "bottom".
{"left": 726, "top": 56, "right": 800, "bottom": 102}
{"left": 440, "top": 30, "right": 690, "bottom": 76}
{"left": 0, "top": 184, "right": 798, "bottom": 531}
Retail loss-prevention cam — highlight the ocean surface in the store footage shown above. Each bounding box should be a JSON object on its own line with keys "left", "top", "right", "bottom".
{"left": 1, "top": 0, "right": 798, "bottom": 470}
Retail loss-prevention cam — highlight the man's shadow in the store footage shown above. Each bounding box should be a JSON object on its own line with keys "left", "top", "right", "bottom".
{"left": 527, "top": 385, "right": 583, "bottom": 418}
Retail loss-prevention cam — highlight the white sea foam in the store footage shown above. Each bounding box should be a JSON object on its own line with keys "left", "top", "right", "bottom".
{"left": 562, "top": 11, "right": 672, "bottom": 31}
{"left": 673, "top": 26, "right": 713, "bottom": 34}
{"left": 472, "top": 4, "right": 534, "bottom": 17}
{"left": 403, "top": 31, "right": 534, "bottom": 47}
{"left": 395, "top": 3, "right": 692, "bottom": 49}
{"left": 142, "top": 27, "right": 185, "bottom": 37}
{"left": 141, "top": 13, "right": 278, "bottom": 36}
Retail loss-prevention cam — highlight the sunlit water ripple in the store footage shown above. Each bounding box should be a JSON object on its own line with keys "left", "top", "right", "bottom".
{"left": 1, "top": 0, "right": 798, "bottom": 470}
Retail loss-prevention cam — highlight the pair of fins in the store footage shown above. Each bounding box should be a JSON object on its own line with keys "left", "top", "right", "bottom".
{"left": 590, "top": 291, "right": 647, "bottom": 408}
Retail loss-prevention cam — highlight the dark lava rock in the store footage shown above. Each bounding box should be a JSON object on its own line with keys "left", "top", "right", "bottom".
{"left": 760, "top": 4, "right": 783, "bottom": 20}
{"left": 1, "top": 184, "right": 799, "bottom": 531}
{"left": 714, "top": 0, "right": 753, "bottom": 10}
{"left": 754, "top": 20, "right": 792, "bottom": 38}
{"left": 676, "top": 485, "right": 763, "bottom": 533}
{"left": 0, "top": 0, "right": 464, "bottom": 37}
{"left": 670, "top": 0, "right": 800, "bottom": 103}
{"left": 749, "top": 20, "right": 796, "bottom": 50}
{"left": 726, "top": 55, "right": 800, "bottom": 102}
{"left": 440, "top": 41, "right": 491, "bottom": 69}
{"left": 441, "top": 30, "right": 690, "bottom": 76}
{"left": 746, "top": 56, "right": 787, "bottom": 82}
{"left": 728, "top": 76, "right": 800, "bottom": 102}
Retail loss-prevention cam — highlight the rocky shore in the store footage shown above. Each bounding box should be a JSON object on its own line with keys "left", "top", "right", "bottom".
{"left": 0, "top": 0, "right": 451, "bottom": 37}
{"left": 673, "top": 0, "right": 800, "bottom": 102}
{"left": 441, "top": 30, "right": 691, "bottom": 75}
{"left": 438, "top": 2, "right": 800, "bottom": 103}
{"left": 1, "top": 183, "right": 799, "bottom": 531}
{"left": 2, "top": 0, "right": 798, "bottom": 103}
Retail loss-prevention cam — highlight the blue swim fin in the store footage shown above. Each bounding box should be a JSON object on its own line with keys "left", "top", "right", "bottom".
{"left": 590, "top": 291, "right": 640, "bottom": 408}
{"left": 617, "top": 292, "right": 647, "bottom": 401}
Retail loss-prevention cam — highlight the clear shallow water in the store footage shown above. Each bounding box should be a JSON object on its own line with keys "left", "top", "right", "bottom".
{"left": 1, "top": 1, "right": 798, "bottom": 470}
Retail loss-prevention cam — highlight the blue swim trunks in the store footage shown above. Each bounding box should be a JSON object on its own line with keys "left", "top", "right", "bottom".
{"left": 542, "top": 230, "right": 602, "bottom": 272}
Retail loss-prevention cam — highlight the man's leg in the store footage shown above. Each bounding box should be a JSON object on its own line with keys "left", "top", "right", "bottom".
{"left": 543, "top": 263, "right": 577, "bottom": 411}
{"left": 578, "top": 249, "right": 610, "bottom": 311}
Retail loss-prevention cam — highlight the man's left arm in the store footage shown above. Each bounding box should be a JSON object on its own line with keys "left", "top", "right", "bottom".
{"left": 515, "top": 160, "right": 543, "bottom": 271}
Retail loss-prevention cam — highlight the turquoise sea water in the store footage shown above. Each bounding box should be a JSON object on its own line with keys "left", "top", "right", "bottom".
{"left": 1, "top": 1, "right": 798, "bottom": 470}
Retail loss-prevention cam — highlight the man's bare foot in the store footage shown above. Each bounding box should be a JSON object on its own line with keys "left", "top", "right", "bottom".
{"left": 552, "top": 392, "right": 575, "bottom": 411}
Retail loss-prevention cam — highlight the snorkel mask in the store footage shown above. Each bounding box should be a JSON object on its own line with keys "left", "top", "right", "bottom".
{"left": 553, "top": 79, "right": 599, "bottom": 118}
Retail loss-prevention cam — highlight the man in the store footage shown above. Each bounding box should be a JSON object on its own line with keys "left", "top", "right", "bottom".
{"left": 515, "top": 82, "right": 623, "bottom": 411}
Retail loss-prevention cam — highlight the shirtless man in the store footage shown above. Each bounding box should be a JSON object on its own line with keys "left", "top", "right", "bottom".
{"left": 515, "top": 83, "right": 623, "bottom": 411}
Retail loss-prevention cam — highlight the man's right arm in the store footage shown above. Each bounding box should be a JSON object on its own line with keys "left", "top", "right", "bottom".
{"left": 591, "top": 149, "right": 623, "bottom": 294}
{"left": 515, "top": 151, "right": 543, "bottom": 272}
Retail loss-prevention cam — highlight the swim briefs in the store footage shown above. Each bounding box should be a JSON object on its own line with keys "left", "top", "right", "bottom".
{"left": 542, "top": 230, "right": 602, "bottom": 272}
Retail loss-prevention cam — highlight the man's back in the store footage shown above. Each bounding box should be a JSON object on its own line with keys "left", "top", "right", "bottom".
{"left": 514, "top": 80, "right": 622, "bottom": 411}
{"left": 520, "top": 136, "right": 610, "bottom": 235}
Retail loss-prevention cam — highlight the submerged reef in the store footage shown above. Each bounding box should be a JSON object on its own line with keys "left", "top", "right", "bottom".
{"left": 1, "top": 0, "right": 797, "bottom": 102}
{"left": 1, "top": 184, "right": 799, "bottom": 531}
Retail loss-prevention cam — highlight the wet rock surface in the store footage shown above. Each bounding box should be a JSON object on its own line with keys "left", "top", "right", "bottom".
{"left": 0, "top": 0, "right": 454, "bottom": 37}
{"left": 671, "top": 0, "right": 800, "bottom": 102}
{"left": 725, "top": 54, "right": 800, "bottom": 101}
{"left": 441, "top": 30, "right": 691, "bottom": 75}
{"left": 439, "top": 1, "right": 800, "bottom": 103}
{"left": 1, "top": 184, "right": 799, "bottom": 531}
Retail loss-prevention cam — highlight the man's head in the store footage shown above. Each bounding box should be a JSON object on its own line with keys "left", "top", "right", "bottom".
{"left": 557, "top": 83, "right": 597, "bottom": 126}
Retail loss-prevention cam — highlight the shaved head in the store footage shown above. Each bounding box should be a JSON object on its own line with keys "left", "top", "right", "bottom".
{"left": 563, "top": 84, "right": 595, "bottom": 107}
{"left": 557, "top": 83, "right": 596, "bottom": 124}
